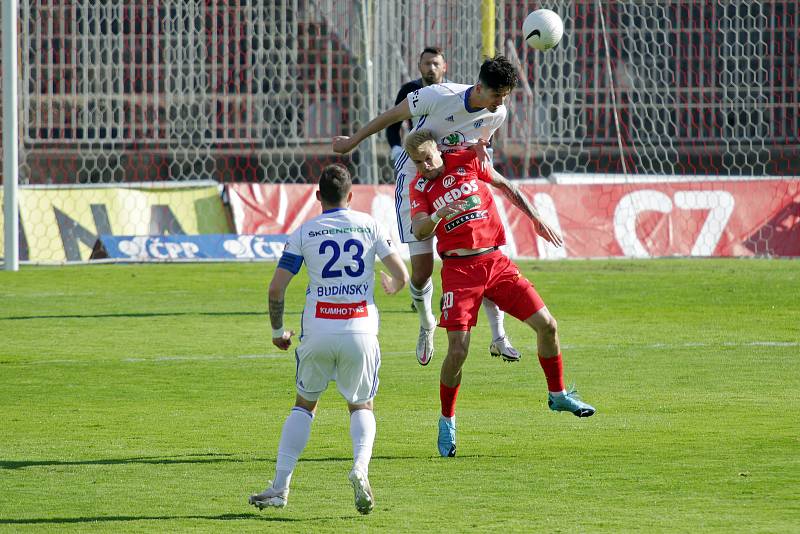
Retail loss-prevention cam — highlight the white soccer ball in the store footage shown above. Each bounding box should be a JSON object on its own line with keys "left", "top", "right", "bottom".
{"left": 523, "top": 9, "right": 564, "bottom": 51}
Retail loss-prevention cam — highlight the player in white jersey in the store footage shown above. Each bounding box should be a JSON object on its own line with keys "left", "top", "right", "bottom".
{"left": 333, "top": 56, "right": 521, "bottom": 367}
{"left": 249, "top": 164, "right": 409, "bottom": 515}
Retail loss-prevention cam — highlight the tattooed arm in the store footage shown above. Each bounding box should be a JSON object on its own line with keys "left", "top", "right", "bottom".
{"left": 469, "top": 137, "right": 562, "bottom": 247}
{"left": 489, "top": 170, "right": 564, "bottom": 248}
{"left": 268, "top": 268, "right": 296, "bottom": 350}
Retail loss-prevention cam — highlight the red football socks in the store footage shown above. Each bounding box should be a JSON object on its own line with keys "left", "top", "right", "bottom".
{"left": 439, "top": 382, "right": 460, "bottom": 418}
{"left": 538, "top": 353, "right": 565, "bottom": 392}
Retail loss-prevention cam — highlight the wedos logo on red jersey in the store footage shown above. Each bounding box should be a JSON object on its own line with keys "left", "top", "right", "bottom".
{"left": 432, "top": 179, "right": 479, "bottom": 211}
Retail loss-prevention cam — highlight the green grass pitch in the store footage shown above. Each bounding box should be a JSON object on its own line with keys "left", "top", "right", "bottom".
{"left": 1, "top": 259, "right": 798, "bottom": 533}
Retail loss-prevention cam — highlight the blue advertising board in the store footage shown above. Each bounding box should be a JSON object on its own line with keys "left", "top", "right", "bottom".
{"left": 91, "top": 234, "right": 288, "bottom": 262}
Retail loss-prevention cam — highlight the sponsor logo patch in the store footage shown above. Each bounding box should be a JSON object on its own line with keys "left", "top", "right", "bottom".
{"left": 441, "top": 131, "right": 466, "bottom": 147}
{"left": 308, "top": 226, "right": 371, "bottom": 238}
{"left": 443, "top": 194, "right": 481, "bottom": 220}
{"left": 315, "top": 300, "right": 369, "bottom": 320}
{"left": 444, "top": 210, "right": 489, "bottom": 231}
{"left": 442, "top": 176, "right": 456, "bottom": 188}
{"left": 414, "top": 177, "right": 428, "bottom": 192}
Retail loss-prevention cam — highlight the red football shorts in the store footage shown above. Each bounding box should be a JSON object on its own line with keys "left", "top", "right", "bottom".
{"left": 439, "top": 249, "right": 545, "bottom": 331}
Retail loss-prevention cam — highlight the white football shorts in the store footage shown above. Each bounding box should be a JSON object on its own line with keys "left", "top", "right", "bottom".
{"left": 395, "top": 167, "right": 434, "bottom": 254}
{"left": 294, "top": 333, "right": 381, "bottom": 405}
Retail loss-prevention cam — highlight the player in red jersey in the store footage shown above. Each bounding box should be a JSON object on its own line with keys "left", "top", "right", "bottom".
{"left": 406, "top": 129, "right": 595, "bottom": 457}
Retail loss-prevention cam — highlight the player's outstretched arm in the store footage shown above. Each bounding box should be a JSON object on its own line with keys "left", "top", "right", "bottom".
{"left": 268, "top": 268, "right": 297, "bottom": 350}
{"left": 333, "top": 101, "right": 412, "bottom": 154}
{"left": 379, "top": 252, "right": 409, "bottom": 295}
{"left": 387, "top": 83, "right": 415, "bottom": 149}
{"left": 489, "top": 171, "right": 564, "bottom": 248}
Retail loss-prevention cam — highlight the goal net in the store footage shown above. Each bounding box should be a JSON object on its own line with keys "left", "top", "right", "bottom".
{"left": 1, "top": 0, "right": 797, "bottom": 262}
{"left": 501, "top": 0, "right": 798, "bottom": 177}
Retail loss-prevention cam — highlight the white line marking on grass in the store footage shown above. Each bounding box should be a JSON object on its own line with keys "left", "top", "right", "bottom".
{"left": 7, "top": 352, "right": 419, "bottom": 366}
{"left": 561, "top": 341, "right": 799, "bottom": 350}
{"left": 124, "top": 354, "right": 289, "bottom": 363}
{"left": 745, "top": 341, "right": 798, "bottom": 347}
{"left": 5, "top": 343, "right": 796, "bottom": 367}
{"left": 9, "top": 354, "right": 289, "bottom": 366}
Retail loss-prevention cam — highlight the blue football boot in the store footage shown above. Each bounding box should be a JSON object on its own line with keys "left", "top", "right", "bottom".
{"left": 548, "top": 389, "right": 595, "bottom": 417}
{"left": 437, "top": 415, "right": 456, "bottom": 457}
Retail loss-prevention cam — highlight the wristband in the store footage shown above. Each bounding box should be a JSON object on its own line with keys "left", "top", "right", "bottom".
{"left": 271, "top": 327, "right": 285, "bottom": 338}
{"left": 430, "top": 212, "right": 442, "bottom": 224}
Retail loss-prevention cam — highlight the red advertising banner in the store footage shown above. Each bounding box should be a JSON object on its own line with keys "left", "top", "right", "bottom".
{"left": 227, "top": 180, "right": 800, "bottom": 258}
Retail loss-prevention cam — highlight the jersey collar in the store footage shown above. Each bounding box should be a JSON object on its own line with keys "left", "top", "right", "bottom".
{"left": 322, "top": 207, "right": 349, "bottom": 214}
{"left": 464, "top": 86, "right": 484, "bottom": 113}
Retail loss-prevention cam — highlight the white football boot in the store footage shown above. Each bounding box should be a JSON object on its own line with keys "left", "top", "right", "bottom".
{"left": 416, "top": 326, "right": 435, "bottom": 366}
{"left": 248, "top": 482, "right": 289, "bottom": 509}
{"left": 348, "top": 469, "right": 374, "bottom": 515}
{"left": 489, "top": 335, "right": 521, "bottom": 362}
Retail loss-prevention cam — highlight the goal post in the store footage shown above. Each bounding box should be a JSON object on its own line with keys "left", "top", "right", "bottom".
{"left": 2, "top": 0, "right": 20, "bottom": 271}
{"left": 482, "top": 0, "right": 496, "bottom": 58}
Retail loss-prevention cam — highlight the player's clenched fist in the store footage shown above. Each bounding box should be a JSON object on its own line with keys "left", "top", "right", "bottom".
{"left": 272, "top": 330, "right": 295, "bottom": 350}
{"left": 437, "top": 199, "right": 471, "bottom": 221}
{"left": 332, "top": 136, "right": 356, "bottom": 154}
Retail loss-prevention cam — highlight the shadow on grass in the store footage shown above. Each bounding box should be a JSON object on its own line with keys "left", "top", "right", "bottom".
{"left": 1, "top": 452, "right": 487, "bottom": 470}
{"left": 0, "top": 513, "right": 312, "bottom": 525}
{"left": 0, "top": 453, "right": 242, "bottom": 470}
{"left": 300, "top": 454, "right": 513, "bottom": 462}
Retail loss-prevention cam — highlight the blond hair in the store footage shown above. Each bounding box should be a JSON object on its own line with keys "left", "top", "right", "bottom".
{"left": 403, "top": 129, "right": 437, "bottom": 154}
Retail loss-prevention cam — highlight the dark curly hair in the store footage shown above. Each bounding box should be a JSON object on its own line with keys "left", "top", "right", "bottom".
{"left": 478, "top": 55, "right": 518, "bottom": 92}
{"left": 319, "top": 164, "right": 352, "bottom": 203}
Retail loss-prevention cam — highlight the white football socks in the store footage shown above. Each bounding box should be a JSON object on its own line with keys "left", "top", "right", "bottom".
{"left": 273, "top": 406, "right": 314, "bottom": 490}
{"left": 410, "top": 279, "right": 436, "bottom": 330}
{"left": 482, "top": 298, "right": 506, "bottom": 341}
{"left": 350, "top": 409, "right": 376, "bottom": 475}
